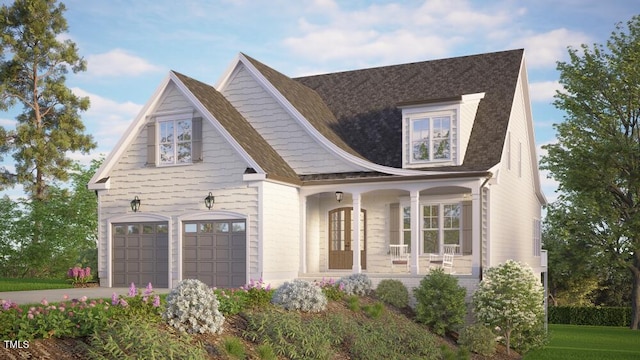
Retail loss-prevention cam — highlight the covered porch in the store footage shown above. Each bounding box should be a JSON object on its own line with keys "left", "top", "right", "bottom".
{"left": 298, "top": 174, "right": 489, "bottom": 279}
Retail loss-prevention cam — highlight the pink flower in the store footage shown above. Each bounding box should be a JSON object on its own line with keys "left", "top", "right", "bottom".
{"left": 85, "top": 267, "right": 91, "bottom": 277}
{"left": 119, "top": 298, "right": 128, "bottom": 307}
{"left": 58, "top": 306, "right": 65, "bottom": 312}
{"left": 78, "top": 268, "right": 85, "bottom": 279}
{"left": 41, "top": 299, "right": 48, "bottom": 306}
{"left": 144, "top": 282, "right": 153, "bottom": 296}
{"left": 68, "top": 311, "right": 74, "bottom": 317}
{"left": 153, "top": 295, "right": 160, "bottom": 308}
{"left": 80, "top": 296, "right": 87, "bottom": 302}
{"left": 128, "top": 282, "right": 136, "bottom": 297}
{"left": 111, "top": 293, "right": 118, "bottom": 305}
{"left": 27, "top": 313, "right": 34, "bottom": 320}
{"left": 63, "top": 294, "right": 69, "bottom": 300}
{"left": 72, "top": 267, "right": 79, "bottom": 278}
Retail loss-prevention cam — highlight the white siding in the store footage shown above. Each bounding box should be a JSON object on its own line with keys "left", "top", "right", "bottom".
{"left": 261, "top": 182, "right": 300, "bottom": 286}
{"left": 488, "top": 69, "right": 543, "bottom": 275}
{"left": 222, "top": 64, "right": 363, "bottom": 175}
{"left": 97, "top": 88, "right": 260, "bottom": 287}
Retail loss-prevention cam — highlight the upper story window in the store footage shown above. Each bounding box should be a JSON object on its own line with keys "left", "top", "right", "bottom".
{"left": 410, "top": 114, "right": 452, "bottom": 162}
{"left": 159, "top": 119, "right": 192, "bottom": 165}
{"left": 145, "top": 114, "right": 203, "bottom": 167}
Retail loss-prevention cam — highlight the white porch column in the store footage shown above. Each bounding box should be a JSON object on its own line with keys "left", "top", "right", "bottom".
{"left": 410, "top": 190, "right": 420, "bottom": 275}
{"left": 299, "top": 195, "right": 307, "bottom": 274}
{"left": 472, "top": 190, "right": 481, "bottom": 277}
{"left": 352, "top": 192, "right": 362, "bottom": 273}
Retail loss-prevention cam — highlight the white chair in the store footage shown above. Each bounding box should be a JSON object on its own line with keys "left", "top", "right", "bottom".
{"left": 390, "top": 244, "right": 409, "bottom": 271}
{"left": 443, "top": 244, "right": 460, "bottom": 255}
{"left": 442, "top": 253, "right": 455, "bottom": 274}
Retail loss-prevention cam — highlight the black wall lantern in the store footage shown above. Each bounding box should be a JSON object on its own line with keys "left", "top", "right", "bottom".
{"left": 130, "top": 196, "right": 141, "bottom": 212}
{"left": 204, "top": 192, "right": 215, "bottom": 210}
{"left": 335, "top": 191, "right": 344, "bottom": 203}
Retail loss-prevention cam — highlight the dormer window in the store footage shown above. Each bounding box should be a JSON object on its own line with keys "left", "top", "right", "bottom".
{"left": 159, "top": 119, "right": 192, "bottom": 165}
{"left": 410, "top": 113, "right": 452, "bottom": 162}
{"left": 400, "top": 93, "right": 485, "bottom": 169}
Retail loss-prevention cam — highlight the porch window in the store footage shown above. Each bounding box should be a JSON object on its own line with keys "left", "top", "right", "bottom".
{"left": 402, "top": 202, "right": 462, "bottom": 254}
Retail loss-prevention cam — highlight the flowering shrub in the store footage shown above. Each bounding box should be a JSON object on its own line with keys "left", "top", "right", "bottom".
{"left": 336, "top": 273, "right": 372, "bottom": 296}
{"left": 111, "top": 282, "right": 162, "bottom": 319}
{"left": 375, "top": 279, "right": 409, "bottom": 308}
{"left": 472, "top": 259, "right": 546, "bottom": 355}
{"left": 271, "top": 279, "right": 327, "bottom": 312}
{"left": 457, "top": 323, "right": 496, "bottom": 357}
{"left": 163, "top": 279, "right": 225, "bottom": 334}
{"left": 242, "top": 278, "right": 273, "bottom": 308}
{"left": 413, "top": 268, "right": 467, "bottom": 336}
{"left": 314, "top": 277, "right": 345, "bottom": 301}
{"left": 67, "top": 266, "right": 92, "bottom": 285}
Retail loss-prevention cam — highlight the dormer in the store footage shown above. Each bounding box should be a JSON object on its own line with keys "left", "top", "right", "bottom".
{"left": 399, "top": 92, "right": 485, "bottom": 169}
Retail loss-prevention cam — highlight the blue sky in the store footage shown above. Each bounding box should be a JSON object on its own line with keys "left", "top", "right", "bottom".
{"left": 0, "top": 0, "right": 637, "bottom": 204}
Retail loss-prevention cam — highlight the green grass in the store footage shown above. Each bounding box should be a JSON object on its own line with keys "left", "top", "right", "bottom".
{"left": 524, "top": 324, "right": 640, "bottom": 360}
{"left": 0, "top": 277, "right": 73, "bottom": 292}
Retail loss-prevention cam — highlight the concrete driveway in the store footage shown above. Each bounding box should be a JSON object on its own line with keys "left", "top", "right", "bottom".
{"left": 0, "top": 287, "right": 172, "bottom": 305}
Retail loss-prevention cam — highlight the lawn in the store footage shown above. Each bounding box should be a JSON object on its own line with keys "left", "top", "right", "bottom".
{"left": 0, "top": 277, "right": 73, "bottom": 292}
{"left": 524, "top": 324, "right": 640, "bottom": 360}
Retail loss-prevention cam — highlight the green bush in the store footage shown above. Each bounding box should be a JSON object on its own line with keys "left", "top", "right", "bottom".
{"left": 548, "top": 306, "right": 631, "bottom": 326}
{"left": 413, "top": 268, "right": 467, "bottom": 335}
{"left": 375, "top": 279, "right": 409, "bottom": 308}
{"left": 86, "top": 318, "right": 206, "bottom": 359}
{"left": 314, "top": 278, "right": 345, "bottom": 301}
{"left": 457, "top": 323, "right": 496, "bottom": 357}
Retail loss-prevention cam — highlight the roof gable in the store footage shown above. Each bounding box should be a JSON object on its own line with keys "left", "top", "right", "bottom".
{"left": 294, "top": 49, "right": 524, "bottom": 171}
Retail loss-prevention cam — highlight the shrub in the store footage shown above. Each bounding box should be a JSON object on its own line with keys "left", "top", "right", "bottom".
{"left": 413, "top": 268, "right": 467, "bottom": 336}
{"left": 163, "top": 279, "right": 225, "bottom": 334}
{"left": 548, "top": 306, "right": 632, "bottom": 326}
{"left": 66, "top": 266, "right": 92, "bottom": 285}
{"left": 314, "top": 278, "right": 345, "bottom": 301}
{"left": 336, "top": 273, "right": 372, "bottom": 296}
{"left": 362, "top": 302, "right": 385, "bottom": 319}
{"left": 86, "top": 318, "right": 207, "bottom": 359}
{"left": 242, "top": 278, "right": 274, "bottom": 309}
{"left": 110, "top": 282, "right": 162, "bottom": 319}
{"left": 472, "top": 259, "right": 546, "bottom": 355}
{"left": 458, "top": 323, "right": 496, "bottom": 357}
{"left": 271, "top": 279, "right": 327, "bottom": 312}
{"left": 375, "top": 279, "right": 409, "bottom": 308}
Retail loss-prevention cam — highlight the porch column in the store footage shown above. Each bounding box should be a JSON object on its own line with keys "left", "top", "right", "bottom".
{"left": 352, "top": 192, "right": 362, "bottom": 273}
{"left": 472, "top": 190, "right": 481, "bottom": 277}
{"left": 410, "top": 190, "right": 420, "bottom": 275}
{"left": 299, "top": 195, "right": 307, "bottom": 274}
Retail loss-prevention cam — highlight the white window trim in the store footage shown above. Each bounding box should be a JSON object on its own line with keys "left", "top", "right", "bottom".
{"left": 156, "top": 113, "right": 193, "bottom": 167}
{"left": 406, "top": 110, "right": 455, "bottom": 165}
{"left": 399, "top": 199, "right": 463, "bottom": 255}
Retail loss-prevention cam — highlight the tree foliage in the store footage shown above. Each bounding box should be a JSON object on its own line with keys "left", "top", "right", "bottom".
{"left": 0, "top": 0, "right": 95, "bottom": 200}
{"left": 472, "top": 260, "right": 546, "bottom": 355}
{"left": 0, "top": 158, "right": 101, "bottom": 278}
{"left": 541, "top": 15, "right": 640, "bottom": 329}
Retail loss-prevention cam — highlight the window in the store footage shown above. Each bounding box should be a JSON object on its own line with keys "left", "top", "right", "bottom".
{"left": 402, "top": 202, "right": 461, "bottom": 254}
{"left": 329, "top": 207, "right": 366, "bottom": 251}
{"left": 533, "top": 218, "right": 541, "bottom": 256}
{"left": 159, "top": 119, "right": 192, "bottom": 165}
{"left": 410, "top": 114, "right": 451, "bottom": 162}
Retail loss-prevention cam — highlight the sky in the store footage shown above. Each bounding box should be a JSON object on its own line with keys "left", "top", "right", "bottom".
{"left": 0, "top": 0, "right": 638, "bottom": 205}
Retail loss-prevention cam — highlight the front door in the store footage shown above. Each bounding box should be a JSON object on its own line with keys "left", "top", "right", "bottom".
{"left": 328, "top": 207, "right": 366, "bottom": 269}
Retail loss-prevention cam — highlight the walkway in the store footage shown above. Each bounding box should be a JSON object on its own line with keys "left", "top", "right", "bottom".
{"left": 0, "top": 287, "right": 172, "bottom": 305}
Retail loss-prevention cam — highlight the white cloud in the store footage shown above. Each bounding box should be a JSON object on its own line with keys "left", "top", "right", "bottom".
{"left": 512, "top": 28, "right": 591, "bottom": 68}
{"left": 72, "top": 87, "right": 142, "bottom": 152}
{"left": 0, "top": 118, "right": 16, "bottom": 128}
{"left": 529, "top": 81, "right": 562, "bottom": 103}
{"left": 86, "top": 49, "right": 164, "bottom": 77}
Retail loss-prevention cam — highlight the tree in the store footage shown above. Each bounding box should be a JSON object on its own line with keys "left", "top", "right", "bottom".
{"left": 0, "top": 0, "right": 95, "bottom": 201}
{"left": 472, "top": 260, "right": 546, "bottom": 355}
{"left": 541, "top": 15, "right": 640, "bottom": 329}
{"left": 0, "top": 158, "right": 101, "bottom": 278}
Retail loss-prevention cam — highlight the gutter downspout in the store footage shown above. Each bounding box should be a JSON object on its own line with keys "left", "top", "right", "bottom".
{"left": 478, "top": 173, "right": 492, "bottom": 281}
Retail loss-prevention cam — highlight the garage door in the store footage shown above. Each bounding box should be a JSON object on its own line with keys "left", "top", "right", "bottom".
{"left": 112, "top": 222, "right": 169, "bottom": 288}
{"left": 183, "top": 220, "right": 246, "bottom": 288}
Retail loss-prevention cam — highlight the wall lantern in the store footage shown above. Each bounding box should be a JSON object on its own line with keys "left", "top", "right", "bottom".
{"left": 130, "top": 196, "right": 141, "bottom": 212}
{"left": 335, "top": 191, "right": 344, "bottom": 203}
{"left": 204, "top": 192, "right": 215, "bottom": 210}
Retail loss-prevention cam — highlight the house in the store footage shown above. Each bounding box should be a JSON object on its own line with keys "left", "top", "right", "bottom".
{"left": 88, "top": 49, "right": 547, "bottom": 293}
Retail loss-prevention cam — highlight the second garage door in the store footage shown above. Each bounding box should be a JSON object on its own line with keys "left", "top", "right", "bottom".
{"left": 183, "top": 220, "right": 246, "bottom": 288}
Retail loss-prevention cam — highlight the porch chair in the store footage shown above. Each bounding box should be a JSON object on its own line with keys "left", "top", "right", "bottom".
{"left": 442, "top": 253, "right": 455, "bottom": 274}
{"left": 389, "top": 244, "right": 409, "bottom": 271}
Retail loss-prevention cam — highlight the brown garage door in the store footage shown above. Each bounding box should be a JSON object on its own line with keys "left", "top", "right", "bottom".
{"left": 112, "top": 222, "right": 169, "bottom": 288}
{"left": 183, "top": 220, "right": 246, "bottom": 288}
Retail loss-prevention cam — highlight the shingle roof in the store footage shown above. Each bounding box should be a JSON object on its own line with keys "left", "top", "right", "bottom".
{"left": 291, "top": 49, "right": 524, "bottom": 171}
{"left": 173, "top": 71, "right": 300, "bottom": 184}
